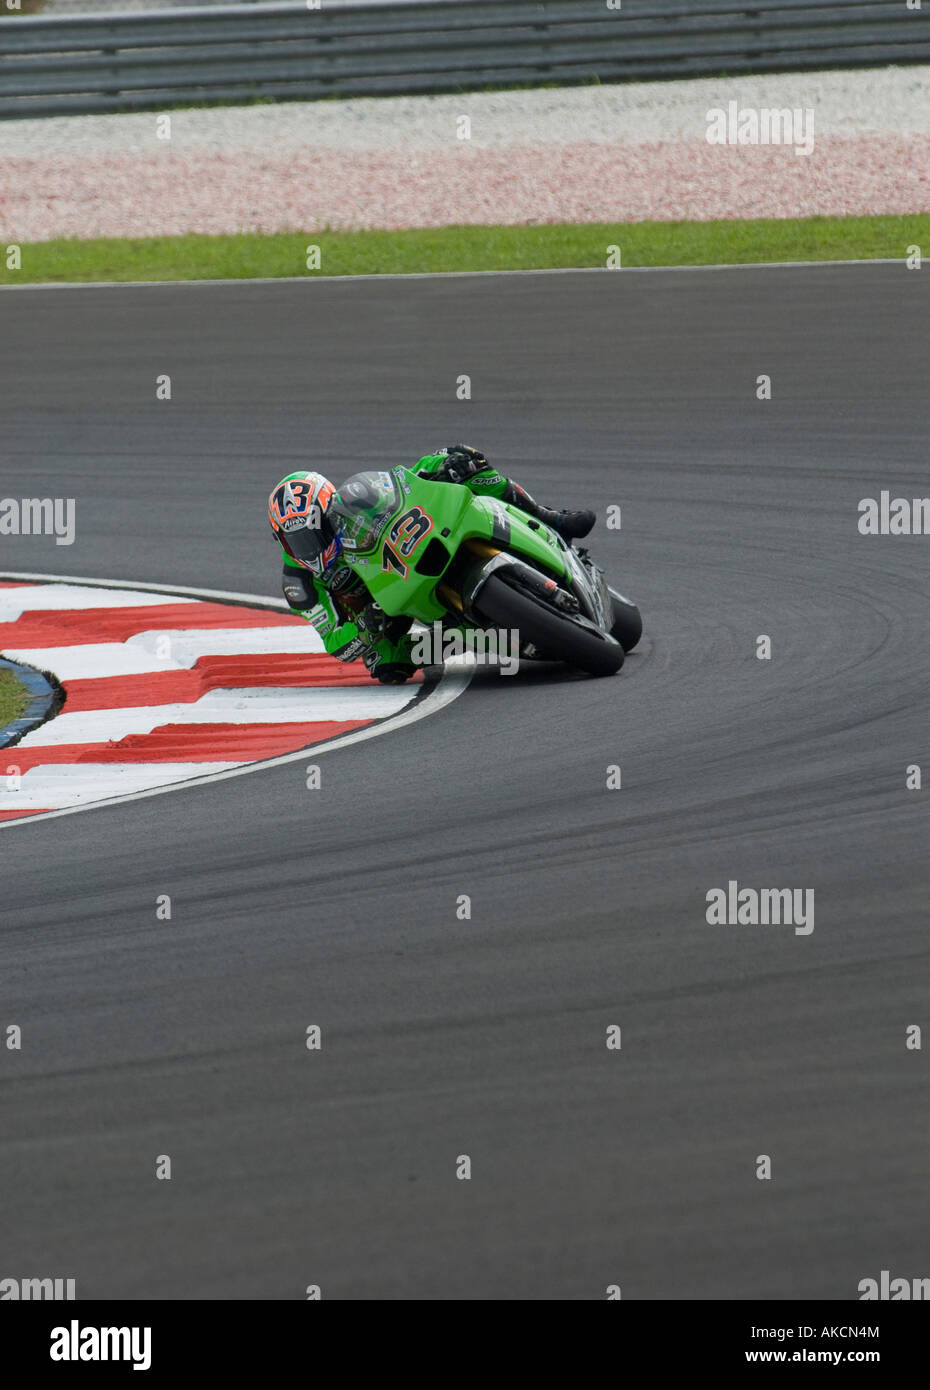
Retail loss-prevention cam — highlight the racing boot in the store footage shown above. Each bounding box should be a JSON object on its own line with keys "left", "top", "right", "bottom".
{"left": 503, "top": 481, "right": 595, "bottom": 541}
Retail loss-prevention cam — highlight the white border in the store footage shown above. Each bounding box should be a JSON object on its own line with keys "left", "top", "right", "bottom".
{"left": 0, "top": 259, "right": 904, "bottom": 292}
{"left": 0, "top": 571, "right": 473, "bottom": 829}
{"left": 1, "top": 570, "right": 290, "bottom": 607}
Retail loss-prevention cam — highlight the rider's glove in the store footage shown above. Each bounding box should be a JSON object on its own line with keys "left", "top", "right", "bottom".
{"left": 373, "top": 662, "right": 415, "bottom": 685}
{"left": 441, "top": 444, "right": 488, "bottom": 482}
{"left": 363, "top": 647, "right": 414, "bottom": 684}
{"left": 357, "top": 602, "right": 387, "bottom": 638}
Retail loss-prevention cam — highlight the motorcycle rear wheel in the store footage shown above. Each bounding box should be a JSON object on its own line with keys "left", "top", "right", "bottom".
{"left": 475, "top": 573, "right": 624, "bottom": 677}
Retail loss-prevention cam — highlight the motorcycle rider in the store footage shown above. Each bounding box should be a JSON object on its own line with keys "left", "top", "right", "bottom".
{"left": 268, "top": 444, "right": 595, "bottom": 684}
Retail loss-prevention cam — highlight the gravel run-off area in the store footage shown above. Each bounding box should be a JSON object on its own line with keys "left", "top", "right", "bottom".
{"left": 1, "top": 66, "right": 929, "bottom": 241}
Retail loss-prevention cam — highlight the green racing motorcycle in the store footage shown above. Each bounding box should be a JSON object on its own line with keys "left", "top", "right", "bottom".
{"left": 330, "top": 466, "right": 643, "bottom": 677}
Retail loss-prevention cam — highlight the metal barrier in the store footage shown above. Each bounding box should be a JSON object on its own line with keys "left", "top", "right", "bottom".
{"left": 2, "top": 0, "right": 929, "bottom": 120}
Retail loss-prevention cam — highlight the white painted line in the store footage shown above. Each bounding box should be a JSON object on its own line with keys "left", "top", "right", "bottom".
{"left": 0, "top": 570, "right": 289, "bottom": 609}
{"left": 0, "top": 260, "right": 905, "bottom": 293}
{"left": 21, "top": 684, "right": 419, "bottom": 747}
{"left": 0, "top": 761, "right": 241, "bottom": 811}
{"left": 0, "top": 583, "right": 197, "bottom": 621}
{"left": 5, "top": 625, "right": 326, "bottom": 680}
{"left": 1, "top": 641, "right": 181, "bottom": 680}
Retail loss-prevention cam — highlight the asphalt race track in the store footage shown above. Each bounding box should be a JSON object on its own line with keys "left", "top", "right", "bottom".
{"left": 1, "top": 265, "right": 928, "bottom": 1299}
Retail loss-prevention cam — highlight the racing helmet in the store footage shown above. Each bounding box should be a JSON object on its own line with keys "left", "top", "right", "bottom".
{"left": 268, "top": 471, "right": 342, "bottom": 576}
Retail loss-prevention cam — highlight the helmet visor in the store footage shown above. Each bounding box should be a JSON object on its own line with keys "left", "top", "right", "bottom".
{"left": 284, "top": 516, "right": 331, "bottom": 569}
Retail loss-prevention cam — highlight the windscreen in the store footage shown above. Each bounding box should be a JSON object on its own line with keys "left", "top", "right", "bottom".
{"left": 331, "top": 471, "right": 402, "bottom": 553}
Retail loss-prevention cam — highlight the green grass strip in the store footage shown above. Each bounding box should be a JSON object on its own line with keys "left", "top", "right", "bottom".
{"left": 1, "top": 215, "right": 926, "bottom": 285}
{"left": 0, "top": 668, "right": 31, "bottom": 729}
